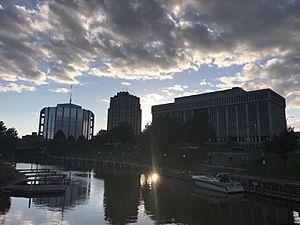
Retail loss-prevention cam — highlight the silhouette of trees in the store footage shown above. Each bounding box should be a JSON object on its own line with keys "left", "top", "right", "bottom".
{"left": 0, "top": 121, "right": 19, "bottom": 154}
{"left": 48, "top": 129, "right": 66, "bottom": 155}
{"left": 92, "top": 129, "right": 110, "bottom": 147}
{"left": 93, "top": 130, "right": 109, "bottom": 145}
{"left": 150, "top": 117, "right": 183, "bottom": 153}
{"left": 140, "top": 112, "right": 215, "bottom": 153}
{"left": 107, "top": 123, "right": 135, "bottom": 144}
{"left": 77, "top": 135, "right": 89, "bottom": 147}
{"left": 66, "top": 135, "right": 76, "bottom": 153}
{"left": 266, "top": 127, "right": 298, "bottom": 169}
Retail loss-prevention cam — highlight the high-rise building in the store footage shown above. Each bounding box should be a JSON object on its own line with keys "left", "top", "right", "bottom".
{"left": 38, "top": 103, "right": 94, "bottom": 140}
{"left": 152, "top": 87, "right": 286, "bottom": 142}
{"left": 107, "top": 92, "right": 142, "bottom": 135}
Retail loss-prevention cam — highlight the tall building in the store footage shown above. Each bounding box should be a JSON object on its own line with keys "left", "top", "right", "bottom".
{"left": 107, "top": 92, "right": 142, "bottom": 135}
{"left": 152, "top": 87, "right": 286, "bottom": 142}
{"left": 38, "top": 103, "right": 94, "bottom": 140}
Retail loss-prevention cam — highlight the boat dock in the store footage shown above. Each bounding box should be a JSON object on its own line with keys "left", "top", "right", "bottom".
{"left": 231, "top": 175, "right": 300, "bottom": 202}
{"left": 3, "top": 168, "right": 69, "bottom": 197}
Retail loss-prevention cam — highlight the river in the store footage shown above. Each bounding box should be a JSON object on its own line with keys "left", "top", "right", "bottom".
{"left": 0, "top": 163, "right": 300, "bottom": 225}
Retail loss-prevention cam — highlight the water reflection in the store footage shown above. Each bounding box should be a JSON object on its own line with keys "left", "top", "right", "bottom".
{"left": 33, "top": 181, "right": 90, "bottom": 210}
{"left": 102, "top": 173, "right": 140, "bottom": 224}
{"left": 0, "top": 163, "right": 299, "bottom": 225}
{"left": 19, "top": 165, "right": 92, "bottom": 211}
{"left": 0, "top": 195, "right": 10, "bottom": 215}
{"left": 141, "top": 175, "right": 299, "bottom": 225}
{"left": 140, "top": 173, "right": 160, "bottom": 188}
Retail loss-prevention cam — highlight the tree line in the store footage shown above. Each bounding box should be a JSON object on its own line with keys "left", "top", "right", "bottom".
{"left": 0, "top": 121, "right": 19, "bottom": 156}
{"left": 0, "top": 117, "right": 298, "bottom": 169}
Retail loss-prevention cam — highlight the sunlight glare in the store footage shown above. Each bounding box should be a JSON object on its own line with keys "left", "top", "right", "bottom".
{"left": 151, "top": 173, "right": 159, "bottom": 183}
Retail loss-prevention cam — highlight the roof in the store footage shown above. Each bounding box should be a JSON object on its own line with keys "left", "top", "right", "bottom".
{"left": 57, "top": 103, "right": 82, "bottom": 109}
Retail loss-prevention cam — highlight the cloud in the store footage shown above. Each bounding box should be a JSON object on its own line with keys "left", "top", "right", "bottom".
{"left": 217, "top": 56, "right": 300, "bottom": 108}
{"left": 140, "top": 93, "right": 169, "bottom": 127}
{"left": 0, "top": 0, "right": 299, "bottom": 105}
{"left": 165, "top": 84, "right": 188, "bottom": 92}
{"left": 162, "top": 84, "right": 189, "bottom": 96}
{"left": 199, "top": 79, "right": 207, "bottom": 86}
{"left": 141, "top": 93, "right": 167, "bottom": 107}
{"left": 121, "top": 82, "right": 131, "bottom": 86}
{"left": 49, "top": 88, "right": 70, "bottom": 93}
{"left": 182, "top": 90, "right": 200, "bottom": 96}
{"left": 288, "top": 119, "right": 300, "bottom": 131}
{"left": 199, "top": 78, "right": 214, "bottom": 88}
{"left": 0, "top": 83, "right": 36, "bottom": 93}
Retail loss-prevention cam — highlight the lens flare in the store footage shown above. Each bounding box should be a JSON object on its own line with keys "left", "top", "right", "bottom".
{"left": 151, "top": 173, "right": 159, "bottom": 183}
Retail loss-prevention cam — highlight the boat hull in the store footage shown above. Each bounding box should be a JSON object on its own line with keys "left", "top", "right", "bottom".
{"left": 194, "top": 180, "right": 229, "bottom": 193}
{"left": 192, "top": 176, "right": 244, "bottom": 194}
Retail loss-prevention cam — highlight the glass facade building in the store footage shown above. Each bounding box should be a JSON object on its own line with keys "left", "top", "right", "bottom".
{"left": 152, "top": 87, "right": 286, "bottom": 142}
{"left": 38, "top": 103, "right": 94, "bottom": 140}
{"left": 107, "top": 92, "right": 142, "bottom": 135}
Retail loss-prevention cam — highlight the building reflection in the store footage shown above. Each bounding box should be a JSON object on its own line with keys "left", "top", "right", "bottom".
{"left": 141, "top": 177, "right": 211, "bottom": 224}
{"left": 0, "top": 195, "right": 10, "bottom": 215}
{"left": 0, "top": 194, "right": 11, "bottom": 225}
{"left": 140, "top": 175, "right": 300, "bottom": 225}
{"left": 32, "top": 172, "right": 91, "bottom": 210}
{"left": 100, "top": 171, "right": 140, "bottom": 225}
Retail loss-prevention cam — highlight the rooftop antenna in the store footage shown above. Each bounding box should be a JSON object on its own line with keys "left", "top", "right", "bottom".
{"left": 69, "top": 85, "right": 72, "bottom": 104}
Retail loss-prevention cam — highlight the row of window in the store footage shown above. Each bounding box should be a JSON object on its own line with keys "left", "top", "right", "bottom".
{"left": 154, "top": 102, "right": 282, "bottom": 137}
{"left": 154, "top": 91, "right": 272, "bottom": 113}
{"left": 39, "top": 107, "right": 94, "bottom": 139}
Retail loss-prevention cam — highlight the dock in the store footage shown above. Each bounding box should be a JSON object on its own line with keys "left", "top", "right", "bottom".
{"left": 231, "top": 175, "right": 300, "bottom": 202}
{"left": 3, "top": 168, "right": 69, "bottom": 197}
{"left": 6, "top": 184, "right": 67, "bottom": 197}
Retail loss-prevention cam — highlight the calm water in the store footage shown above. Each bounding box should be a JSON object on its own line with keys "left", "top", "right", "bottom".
{"left": 0, "top": 163, "right": 300, "bottom": 225}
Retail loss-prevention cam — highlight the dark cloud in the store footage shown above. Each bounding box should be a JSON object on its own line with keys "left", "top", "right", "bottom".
{"left": 0, "top": 0, "right": 299, "bottom": 106}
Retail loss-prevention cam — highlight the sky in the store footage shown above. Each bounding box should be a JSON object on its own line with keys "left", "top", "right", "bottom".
{"left": 0, "top": 0, "right": 300, "bottom": 137}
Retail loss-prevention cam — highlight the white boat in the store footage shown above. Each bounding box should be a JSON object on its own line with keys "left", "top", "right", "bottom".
{"left": 191, "top": 173, "right": 244, "bottom": 194}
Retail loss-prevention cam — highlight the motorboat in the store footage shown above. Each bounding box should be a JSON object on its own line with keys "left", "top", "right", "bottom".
{"left": 191, "top": 173, "right": 244, "bottom": 194}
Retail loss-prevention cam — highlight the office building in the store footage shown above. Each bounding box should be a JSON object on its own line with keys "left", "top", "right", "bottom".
{"left": 38, "top": 103, "right": 94, "bottom": 140}
{"left": 152, "top": 87, "right": 286, "bottom": 142}
{"left": 107, "top": 92, "right": 141, "bottom": 135}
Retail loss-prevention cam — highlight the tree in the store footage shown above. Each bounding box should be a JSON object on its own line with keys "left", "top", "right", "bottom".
{"left": 107, "top": 123, "right": 135, "bottom": 144}
{"left": 48, "top": 130, "right": 66, "bottom": 154}
{"left": 0, "top": 121, "right": 19, "bottom": 153}
{"left": 266, "top": 127, "right": 298, "bottom": 169}
{"left": 77, "top": 135, "right": 88, "bottom": 147}
{"left": 93, "top": 129, "right": 109, "bottom": 145}
{"left": 0, "top": 121, "right": 7, "bottom": 135}
{"left": 150, "top": 117, "right": 183, "bottom": 152}
{"left": 66, "top": 135, "right": 76, "bottom": 154}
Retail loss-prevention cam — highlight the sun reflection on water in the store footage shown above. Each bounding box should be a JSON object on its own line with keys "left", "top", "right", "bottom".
{"left": 140, "top": 173, "right": 160, "bottom": 187}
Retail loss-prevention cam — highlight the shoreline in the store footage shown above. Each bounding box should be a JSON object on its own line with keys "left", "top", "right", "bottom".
{"left": 0, "top": 161, "right": 27, "bottom": 191}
